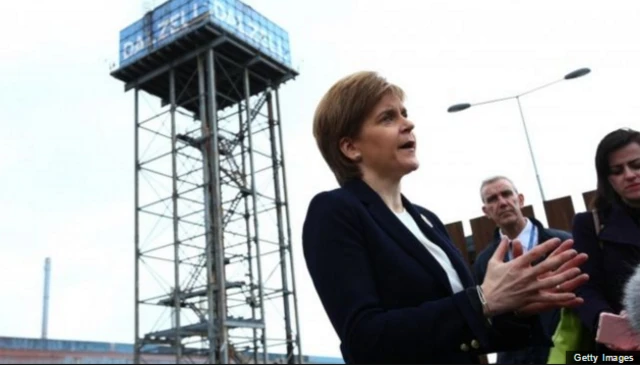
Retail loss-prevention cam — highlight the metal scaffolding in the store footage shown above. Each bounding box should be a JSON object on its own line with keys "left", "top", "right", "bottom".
{"left": 112, "top": 19, "right": 301, "bottom": 363}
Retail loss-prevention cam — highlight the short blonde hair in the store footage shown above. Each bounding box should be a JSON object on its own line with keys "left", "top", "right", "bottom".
{"left": 313, "top": 71, "right": 405, "bottom": 186}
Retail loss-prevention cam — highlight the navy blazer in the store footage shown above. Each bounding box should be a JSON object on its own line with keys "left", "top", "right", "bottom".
{"left": 572, "top": 205, "right": 640, "bottom": 335}
{"left": 302, "top": 179, "right": 548, "bottom": 364}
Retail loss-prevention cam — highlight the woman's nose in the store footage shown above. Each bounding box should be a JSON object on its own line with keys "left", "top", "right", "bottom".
{"left": 402, "top": 118, "right": 415, "bottom": 132}
{"left": 623, "top": 166, "right": 637, "bottom": 180}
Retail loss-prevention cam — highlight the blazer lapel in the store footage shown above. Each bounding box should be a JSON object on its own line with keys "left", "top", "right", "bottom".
{"left": 344, "top": 180, "right": 466, "bottom": 293}
{"left": 404, "top": 202, "right": 475, "bottom": 288}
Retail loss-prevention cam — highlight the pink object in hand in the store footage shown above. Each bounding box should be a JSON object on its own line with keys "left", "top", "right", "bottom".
{"left": 596, "top": 312, "right": 640, "bottom": 350}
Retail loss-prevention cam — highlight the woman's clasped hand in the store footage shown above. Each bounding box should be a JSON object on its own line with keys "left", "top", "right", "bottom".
{"left": 480, "top": 237, "right": 590, "bottom": 317}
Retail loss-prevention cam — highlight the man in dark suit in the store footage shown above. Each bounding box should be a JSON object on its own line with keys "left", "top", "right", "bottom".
{"left": 473, "top": 175, "right": 572, "bottom": 364}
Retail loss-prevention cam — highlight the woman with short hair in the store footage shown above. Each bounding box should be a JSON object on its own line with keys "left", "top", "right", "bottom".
{"left": 302, "top": 71, "right": 590, "bottom": 364}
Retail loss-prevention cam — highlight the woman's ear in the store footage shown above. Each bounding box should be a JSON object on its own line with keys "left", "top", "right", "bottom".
{"left": 339, "top": 137, "right": 362, "bottom": 162}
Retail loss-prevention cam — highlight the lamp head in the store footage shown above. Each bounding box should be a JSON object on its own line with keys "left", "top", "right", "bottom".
{"left": 447, "top": 103, "right": 471, "bottom": 113}
{"left": 564, "top": 68, "right": 591, "bottom": 80}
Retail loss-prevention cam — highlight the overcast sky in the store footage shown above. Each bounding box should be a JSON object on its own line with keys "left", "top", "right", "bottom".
{"left": 1, "top": 0, "right": 639, "bottom": 361}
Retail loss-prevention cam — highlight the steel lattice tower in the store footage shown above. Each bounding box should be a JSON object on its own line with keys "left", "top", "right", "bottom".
{"left": 110, "top": 0, "right": 302, "bottom": 363}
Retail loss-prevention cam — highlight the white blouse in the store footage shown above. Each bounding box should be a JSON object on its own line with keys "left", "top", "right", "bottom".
{"left": 395, "top": 210, "right": 464, "bottom": 294}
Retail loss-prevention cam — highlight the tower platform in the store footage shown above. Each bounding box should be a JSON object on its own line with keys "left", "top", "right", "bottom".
{"left": 111, "top": 0, "right": 298, "bottom": 113}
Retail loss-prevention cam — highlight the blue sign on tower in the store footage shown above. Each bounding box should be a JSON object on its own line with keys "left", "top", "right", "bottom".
{"left": 118, "top": 0, "right": 293, "bottom": 69}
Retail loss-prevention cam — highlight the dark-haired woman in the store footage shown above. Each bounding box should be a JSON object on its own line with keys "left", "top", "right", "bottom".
{"left": 572, "top": 127, "right": 640, "bottom": 352}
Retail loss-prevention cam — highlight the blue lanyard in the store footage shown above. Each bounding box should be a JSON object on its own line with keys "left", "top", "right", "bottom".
{"left": 508, "top": 225, "right": 537, "bottom": 261}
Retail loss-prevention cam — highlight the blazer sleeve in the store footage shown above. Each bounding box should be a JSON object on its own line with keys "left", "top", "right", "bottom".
{"left": 303, "top": 192, "right": 539, "bottom": 363}
{"left": 572, "top": 212, "right": 614, "bottom": 332}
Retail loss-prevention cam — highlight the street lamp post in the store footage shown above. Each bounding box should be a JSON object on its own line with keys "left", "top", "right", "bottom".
{"left": 447, "top": 67, "right": 591, "bottom": 202}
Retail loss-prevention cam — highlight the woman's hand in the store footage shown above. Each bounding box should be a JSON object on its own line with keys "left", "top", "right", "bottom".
{"left": 480, "top": 237, "right": 589, "bottom": 317}
{"left": 515, "top": 238, "right": 590, "bottom": 316}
